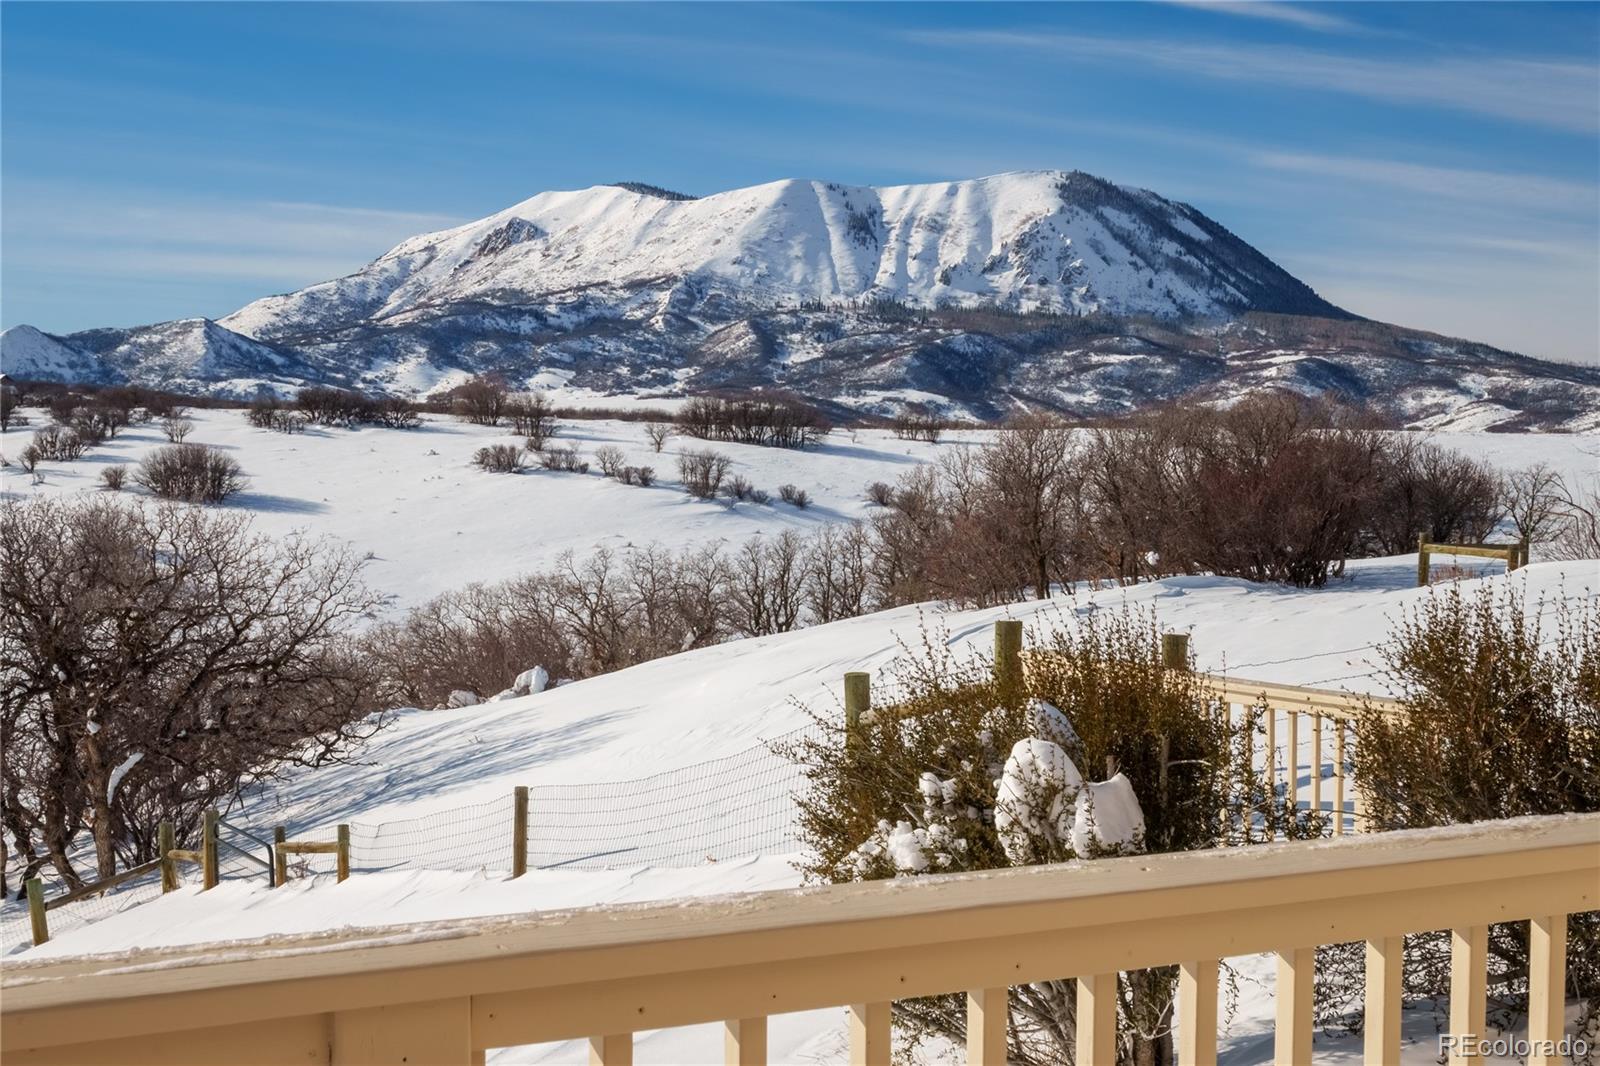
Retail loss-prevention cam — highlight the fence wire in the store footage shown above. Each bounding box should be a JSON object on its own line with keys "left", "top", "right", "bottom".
{"left": 276, "top": 724, "right": 821, "bottom": 878}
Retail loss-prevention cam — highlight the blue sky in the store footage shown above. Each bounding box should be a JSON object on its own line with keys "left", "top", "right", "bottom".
{"left": 3, "top": 2, "right": 1597, "bottom": 363}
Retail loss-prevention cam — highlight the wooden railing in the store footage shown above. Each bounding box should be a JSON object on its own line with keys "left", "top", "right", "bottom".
{"left": 2, "top": 814, "right": 1594, "bottom": 1065}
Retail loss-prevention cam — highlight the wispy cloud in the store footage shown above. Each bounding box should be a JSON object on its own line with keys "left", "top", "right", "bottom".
{"left": 1160, "top": 1, "right": 1364, "bottom": 35}
{"left": 1250, "top": 152, "right": 1598, "bottom": 215}
{"left": 905, "top": 31, "right": 1599, "bottom": 133}
{"left": 4, "top": 189, "right": 464, "bottom": 288}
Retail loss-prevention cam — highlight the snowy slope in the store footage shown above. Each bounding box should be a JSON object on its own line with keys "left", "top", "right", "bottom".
{"left": 218, "top": 172, "right": 1336, "bottom": 342}
{"left": 0, "top": 324, "right": 117, "bottom": 384}
{"left": 6, "top": 408, "right": 1594, "bottom": 612}
{"left": 7, "top": 559, "right": 1596, "bottom": 1065}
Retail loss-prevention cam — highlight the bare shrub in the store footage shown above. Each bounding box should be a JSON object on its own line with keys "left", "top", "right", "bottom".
{"left": 473, "top": 444, "right": 526, "bottom": 473}
{"left": 749, "top": 487, "right": 771, "bottom": 505}
{"left": 134, "top": 444, "right": 246, "bottom": 503}
{"left": 721, "top": 474, "right": 755, "bottom": 502}
{"left": 727, "top": 532, "right": 805, "bottom": 636}
{"left": 644, "top": 422, "right": 673, "bottom": 452}
{"left": 677, "top": 448, "right": 731, "bottom": 499}
{"left": 891, "top": 406, "right": 944, "bottom": 443}
{"left": 1549, "top": 477, "right": 1600, "bottom": 562}
{"left": 451, "top": 375, "right": 509, "bottom": 426}
{"left": 247, "top": 397, "right": 281, "bottom": 429}
{"left": 0, "top": 385, "right": 17, "bottom": 431}
{"left": 161, "top": 415, "right": 194, "bottom": 443}
{"left": 370, "top": 395, "right": 422, "bottom": 429}
{"left": 99, "top": 465, "right": 128, "bottom": 491}
{"left": 17, "top": 444, "right": 41, "bottom": 473}
{"left": 620, "top": 465, "right": 655, "bottom": 487}
{"left": 802, "top": 522, "right": 871, "bottom": 623}
{"left": 1, "top": 496, "right": 381, "bottom": 883}
{"left": 777, "top": 483, "right": 811, "bottom": 509}
{"left": 1367, "top": 435, "right": 1502, "bottom": 554}
{"left": 594, "top": 445, "right": 628, "bottom": 479}
{"left": 539, "top": 443, "right": 589, "bottom": 473}
{"left": 676, "top": 396, "right": 830, "bottom": 449}
{"left": 30, "top": 425, "right": 87, "bottom": 461}
{"left": 506, "top": 393, "right": 558, "bottom": 448}
{"left": 865, "top": 480, "right": 895, "bottom": 507}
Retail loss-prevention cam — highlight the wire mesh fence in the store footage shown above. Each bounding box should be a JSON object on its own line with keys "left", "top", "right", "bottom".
{"left": 281, "top": 725, "right": 820, "bottom": 878}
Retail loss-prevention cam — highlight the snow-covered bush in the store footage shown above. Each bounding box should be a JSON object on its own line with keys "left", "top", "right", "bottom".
{"left": 782, "top": 606, "right": 1301, "bottom": 1065}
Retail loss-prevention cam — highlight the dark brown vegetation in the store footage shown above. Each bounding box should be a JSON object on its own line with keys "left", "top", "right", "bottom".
{"left": 1, "top": 498, "right": 381, "bottom": 889}
{"left": 675, "top": 395, "right": 831, "bottom": 449}
{"left": 134, "top": 444, "right": 246, "bottom": 503}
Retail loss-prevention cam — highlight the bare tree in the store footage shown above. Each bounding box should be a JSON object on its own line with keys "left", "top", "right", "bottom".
{"left": 1, "top": 497, "right": 382, "bottom": 883}
{"left": 506, "top": 393, "right": 558, "bottom": 448}
{"left": 161, "top": 415, "right": 194, "bottom": 443}
{"left": 1501, "top": 463, "right": 1567, "bottom": 550}
{"left": 644, "top": 422, "right": 673, "bottom": 453}
{"left": 1549, "top": 476, "right": 1600, "bottom": 562}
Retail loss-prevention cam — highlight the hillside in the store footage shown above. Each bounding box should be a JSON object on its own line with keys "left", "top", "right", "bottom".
{"left": 6, "top": 557, "right": 1594, "bottom": 1065}
{"left": 5, "top": 171, "right": 1597, "bottom": 430}
{"left": 7, "top": 408, "right": 1594, "bottom": 612}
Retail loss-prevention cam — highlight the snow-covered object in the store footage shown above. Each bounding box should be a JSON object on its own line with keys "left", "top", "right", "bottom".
{"left": 994, "top": 738, "right": 1084, "bottom": 864}
{"left": 6, "top": 170, "right": 1593, "bottom": 430}
{"left": 488, "top": 689, "right": 518, "bottom": 702}
{"left": 1071, "top": 773, "right": 1146, "bottom": 857}
{"left": 106, "top": 753, "right": 143, "bottom": 803}
{"left": 847, "top": 819, "right": 960, "bottom": 877}
{"left": 446, "top": 689, "right": 480, "bottom": 709}
{"left": 1026, "top": 698, "right": 1081, "bottom": 753}
{"left": 513, "top": 667, "right": 549, "bottom": 696}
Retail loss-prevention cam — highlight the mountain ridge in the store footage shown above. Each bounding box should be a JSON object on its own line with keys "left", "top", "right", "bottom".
{"left": 5, "top": 170, "right": 1596, "bottom": 431}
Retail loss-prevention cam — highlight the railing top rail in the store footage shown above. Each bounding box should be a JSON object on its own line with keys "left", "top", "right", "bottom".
{"left": 5, "top": 813, "right": 1595, "bottom": 1054}
{"left": 1201, "top": 676, "right": 1405, "bottom": 717}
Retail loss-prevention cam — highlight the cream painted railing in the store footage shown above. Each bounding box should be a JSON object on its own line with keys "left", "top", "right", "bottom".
{"left": 3, "top": 814, "right": 1595, "bottom": 1066}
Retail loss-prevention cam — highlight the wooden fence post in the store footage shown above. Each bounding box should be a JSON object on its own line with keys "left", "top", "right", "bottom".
{"left": 273, "top": 826, "right": 286, "bottom": 888}
{"left": 336, "top": 824, "right": 351, "bottom": 883}
{"left": 1161, "top": 632, "right": 1189, "bottom": 671}
{"left": 159, "top": 821, "right": 177, "bottom": 893}
{"left": 1416, "top": 534, "right": 1430, "bottom": 587}
{"left": 25, "top": 877, "right": 48, "bottom": 947}
{"left": 512, "top": 786, "right": 529, "bottom": 879}
{"left": 201, "top": 808, "right": 219, "bottom": 890}
{"left": 844, "top": 672, "right": 871, "bottom": 731}
{"left": 993, "top": 619, "right": 1023, "bottom": 690}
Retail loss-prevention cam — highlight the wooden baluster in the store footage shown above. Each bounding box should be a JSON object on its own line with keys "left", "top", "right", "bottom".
{"left": 1333, "top": 723, "right": 1347, "bottom": 836}
{"left": 1263, "top": 705, "right": 1277, "bottom": 802}
{"left": 965, "top": 987, "right": 1007, "bottom": 1066}
{"left": 1274, "top": 947, "right": 1313, "bottom": 1066}
{"left": 1527, "top": 915, "right": 1567, "bottom": 1066}
{"left": 1179, "top": 959, "right": 1218, "bottom": 1066}
{"left": 589, "top": 1034, "right": 634, "bottom": 1066}
{"left": 724, "top": 1017, "right": 768, "bottom": 1066}
{"left": 1076, "top": 973, "right": 1117, "bottom": 1066}
{"left": 849, "top": 1001, "right": 891, "bottom": 1065}
{"left": 1286, "top": 712, "right": 1300, "bottom": 813}
{"left": 1310, "top": 714, "right": 1323, "bottom": 828}
{"left": 1240, "top": 708, "right": 1255, "bottom": 843}
{"left": 1364, "top": 937, "right": 1402, "bottom": 1065}
{"left": 1448, "top": 925, "right": 1487, "bottom": 1065}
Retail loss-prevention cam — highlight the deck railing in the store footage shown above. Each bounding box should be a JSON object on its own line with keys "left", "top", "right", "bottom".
{"left": 3, "top": 814, "right": 1595, "bottom": 1066}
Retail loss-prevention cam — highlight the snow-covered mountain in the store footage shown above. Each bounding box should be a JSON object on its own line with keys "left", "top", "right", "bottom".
{"left": 5, "top": 170, "right": 1598, "bottom": 430}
